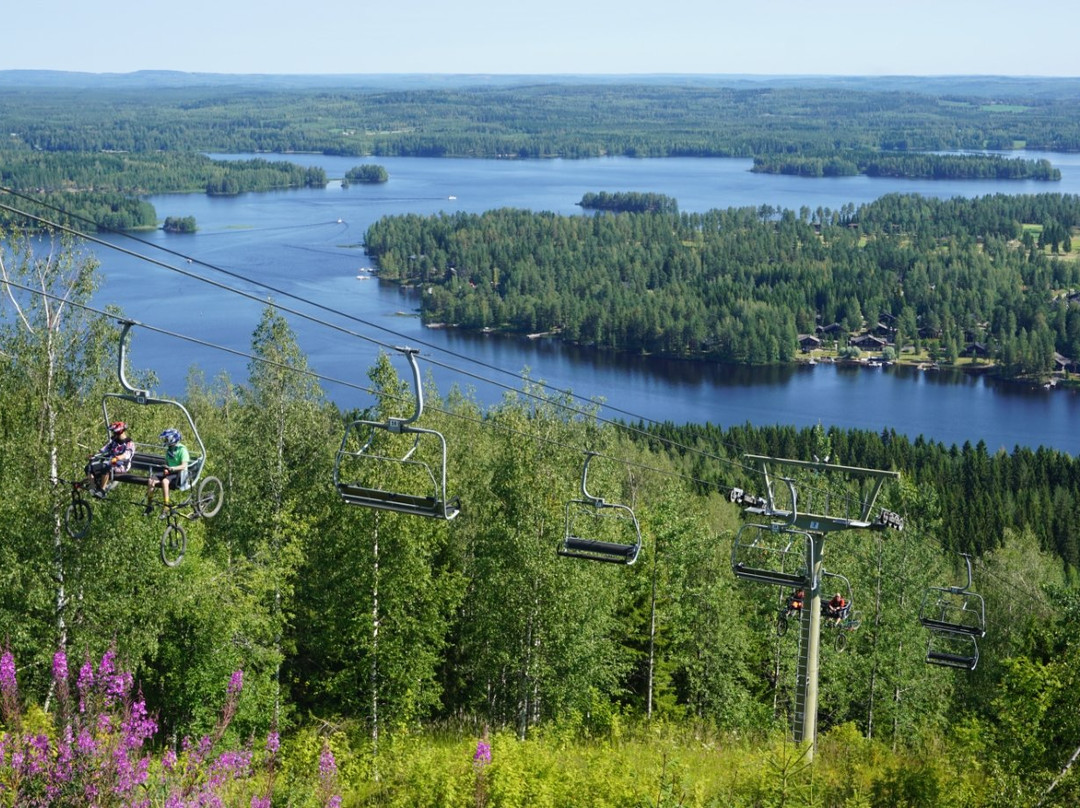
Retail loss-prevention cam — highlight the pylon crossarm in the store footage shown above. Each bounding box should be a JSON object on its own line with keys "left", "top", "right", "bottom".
{"left": 742, "top": 454, "right": 901, "bottom": 532}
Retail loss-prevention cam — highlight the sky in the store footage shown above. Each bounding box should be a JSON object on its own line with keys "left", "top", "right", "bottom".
{"left": 3, "top": 0, "right": 1078, "bottom": 77}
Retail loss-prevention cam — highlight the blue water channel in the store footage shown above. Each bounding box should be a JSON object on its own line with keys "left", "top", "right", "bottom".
{"left": 79, "top": 153, "right": 1080, "bottom": 455}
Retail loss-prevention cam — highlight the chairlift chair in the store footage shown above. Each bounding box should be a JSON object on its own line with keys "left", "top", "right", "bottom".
{"left": 820, "top": 569, "right": 860, "bottom": 650}
{"left": 103, "top": 321, "right": 210, "bottom": 492}
{"left": 559, "top": 451, "right": 642, "bottom": 565}
{"left": 731, "top": 525, "right": 815, "bottom": 588}
{"left": 731, "top": 476, "right": 815, "bottom": 588}
{"left": 820, "top": 569, "right": 854, "bottom": 621}
{"left": 925, "top": 628, "right": 980, "bottom": 671}
{"left": 919, "top": 554, "right": 986, "bottom": 638}
{"left": 63, "top": 321, "right": 225, "bottom": 564}
{"left": 333, "top": 347, "right": 460, "bottom": 520}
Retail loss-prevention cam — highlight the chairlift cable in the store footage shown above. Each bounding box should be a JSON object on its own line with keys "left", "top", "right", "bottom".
{"left": 3, "top": 194, "right": 911, "bottom": 511}
{"left": 0, "top": 194, "right": 775, "bottom": 487}
{"left": 0, "top": 188, "right": 745, "bottom": 439}
{"left": 3, "top": 277, "right": 752, "bottom": 499}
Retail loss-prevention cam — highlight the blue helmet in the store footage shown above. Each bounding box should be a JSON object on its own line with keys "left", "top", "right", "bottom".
{"left": 160, "top": 428, "right": 182, "bottom": 446}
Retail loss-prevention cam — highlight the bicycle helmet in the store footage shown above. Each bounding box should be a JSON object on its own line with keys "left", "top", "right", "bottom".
{"left": 109, "top": 421, "right": 128, "bottom": 435}
{"left": 160, "top": 428, "right": 182, "bottom": 446}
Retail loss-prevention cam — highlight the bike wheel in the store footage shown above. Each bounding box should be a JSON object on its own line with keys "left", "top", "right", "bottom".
{"left": 776, "top": 614, "right": 789, "bottom": 637}
{"left": 195, "top": 476, "right": 224, "bottom": 518}
{"left": 65, "top": 499, "right": 93, "bottom": 539}
{"left": 834, "top": 631, "right": 848, "bottom": 653}
{"left": 161, "top": 523, "right": 187, "bottom": 567}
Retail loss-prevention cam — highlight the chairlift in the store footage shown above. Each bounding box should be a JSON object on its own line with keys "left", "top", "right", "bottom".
{"left": 559, "top": 451, "right": 642, "bottom": 565}
{"left": 919, "top": 553, "right": 986, "bottom": 638}
{"left": 925, "top": 628, "right": 980, "bottom": 671}
{"left": 333, "top": 347, "right": 460, "bottom": 520}
{"left": 731, "top": 475, "right": 814, "bottom": 588}
{"left": 102, "top": 322, "right": 213, "bottom": 496}
{"left": 62, "top": 321, "right": 225, "bottom": 565}
{"left": 820, "top": 569, "right": 860, "bottom": 651}
{"left": 731, "top": 526, "right": 815, "bottom": 588}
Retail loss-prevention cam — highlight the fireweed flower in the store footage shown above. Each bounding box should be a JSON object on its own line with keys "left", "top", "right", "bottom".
{"left": 318, "top": 742, "right": 338, "bottom": 778}
{"left": 77, "top": 726, "right": 97, "bottom": 756}
{"left": 0, "top": 648, "right": 17, "bottom": 727}
{"left": 318, "top": 741, "right": 343, "bottom": 808}
{"left": 77, "top": 657, "right": 95, "bottom": 713}
{"left": 52, "top": 649, "right": 69, "bottom": 683}
{"left": 228, "top": 669, "right": 244, "bottom": 696}
{"left": 473, "top": 740, "right": 492, "bottom": 765}
{"left": 122, "top": 698, "right": 158, "bottom": 749}
{"left": 162, "top": 747, "right": 178, "bottom": 772}
{"left": 1, "top": 651, "right": 296, "bottom": 807}
{"left": 0, "top": 649, "right": 15, "bottom": 690}
{"left": 98, "top": 648, "right": 116, "bottom": 679}
{"left": 52, "top": 649, "right": 71, "bottom": 713}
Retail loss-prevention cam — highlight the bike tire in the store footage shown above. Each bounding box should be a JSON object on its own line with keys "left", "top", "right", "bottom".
{"left": 195, "top": 476, "right": 224, "bottom": 518}
{"left": 65, "top": 499, "right": 92, "bottom": 539}
{"left": 834, "top": 631, "right": 848, "bottom": 653}
{"left": 776, "top": 614, "right": 789, "bottom": 637}
{"left": 161, "top": 523, "right": 187, "bottom": 567}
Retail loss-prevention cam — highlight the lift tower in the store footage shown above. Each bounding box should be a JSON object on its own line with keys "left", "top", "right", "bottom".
{"left": 730, "top": 455, "right": 902, "bottom": 760}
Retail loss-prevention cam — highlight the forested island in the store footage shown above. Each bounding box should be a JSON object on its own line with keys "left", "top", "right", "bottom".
{"left": 578, "top": 191, "right": 679, "bottom": 213}
{"left": 343, "top": 163, "right": 389, "bottom": 184}
{"left": 752, "top": 151, "right": 1062, "bottom": 180}
{"left": 363, "top": 193, "right": 1080, "bottom": 382}
{"left": 162, "top": 214, "right": 197, "bottom": 233}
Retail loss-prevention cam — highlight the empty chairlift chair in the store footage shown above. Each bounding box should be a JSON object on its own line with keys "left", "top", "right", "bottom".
{"left": 730, "top": 476, "right": 816, "bottom": 588}
{"left": 559, "top": 452, "right": 642, "bottom": 565}
{"left": 920, "top": 553, "right": 985, "bottom": 671}
{"left": 333, "top": 347, "right": 460, "bottom": 520}
{"left": 925, "top": 629, "right": 981, "bottom": 671}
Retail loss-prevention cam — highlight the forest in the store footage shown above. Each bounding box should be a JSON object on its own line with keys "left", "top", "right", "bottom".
{"left": 2, "top": 79, "right": 1078, "bottom": 233}
{"left": 363, "top": 193, "right": 1080, "bottom": 377}
{"left": 0, "top": 153, "right": 327, "bottom": 230}
{"left": 5, "top": 82, "right": 1080, "bottom": 158}
{"left": 2, "top": 226, "right": 1080, "bottom": 806}
{"left": 751, "top": 152, "right": 1061, "bottom": 180}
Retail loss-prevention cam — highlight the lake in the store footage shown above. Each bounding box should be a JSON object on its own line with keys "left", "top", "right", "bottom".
{"left": 82, "top": 153, "right": 1080, "bottom": 455}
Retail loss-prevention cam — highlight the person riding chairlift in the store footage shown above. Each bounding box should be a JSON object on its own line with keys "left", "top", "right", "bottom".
{"left": 85, "top": 421, "right": 135, "bottom": 498}
{"left": 824, "top": 591, "right": 848, "bottom": 626}
{"left": 144, "top": 428, "right": 189, "bottom": 515}
{"left": 785, "top": 588, "right": 805, "bottom": 617}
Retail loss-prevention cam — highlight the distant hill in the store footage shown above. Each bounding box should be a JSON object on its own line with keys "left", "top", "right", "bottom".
{"left": 3, "top": 69, "right": 1080, "bottom": 98}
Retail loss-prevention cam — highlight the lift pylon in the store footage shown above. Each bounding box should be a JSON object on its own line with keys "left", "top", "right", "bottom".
{"left": 731, "top": 454, "right": 902, "bottom": 760}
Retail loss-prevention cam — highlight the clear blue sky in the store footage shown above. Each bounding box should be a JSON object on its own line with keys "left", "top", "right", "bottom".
{"left": 4, "top": 0, "right": 1078, "bottom": 76}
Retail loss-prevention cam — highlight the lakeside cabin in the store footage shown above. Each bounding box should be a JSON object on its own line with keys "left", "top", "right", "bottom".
{"left": 850, "top": 334, "right": 888, "bottom": 350}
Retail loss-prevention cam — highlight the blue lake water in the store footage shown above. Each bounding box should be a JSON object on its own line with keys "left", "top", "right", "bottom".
{"left": 80, "top": 153, "right": 1080, "bottom": 455}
